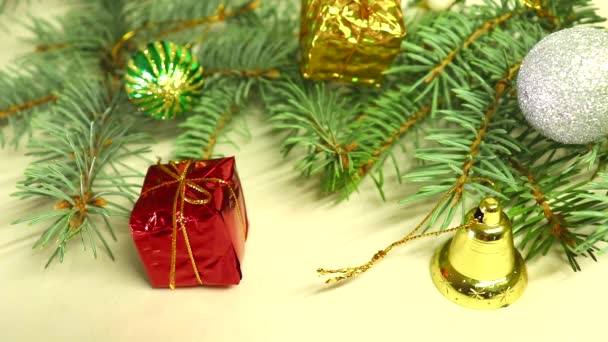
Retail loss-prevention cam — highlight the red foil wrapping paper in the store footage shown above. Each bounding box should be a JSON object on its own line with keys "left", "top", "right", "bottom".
{"left": 130, "top": 157, "right": 249, "bottom": 288}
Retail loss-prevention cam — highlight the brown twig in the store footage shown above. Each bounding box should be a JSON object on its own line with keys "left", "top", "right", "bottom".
{"left": 358, "top": 104, "right": 432, "bottom": 177}
{"left": 154, "top": 0, "right": 261, "bottom": 39}
{"left": 204, "top": 68, "right": 281, "bottom": 79}
{"left": 316, "top": 140, "right": 358, "bottom": 169}
{"left": 54, "top": 192, "right": 108, "bottom": 233}
{"left": 203, "top": 106, "right": 238, "bottom": 159}
{"left": 425, "top": 10, "right": 522, "bottom": 84}
{"left": 35, "top": 43, "right": 71, "bottom": 52}
{"left": 111, "top": 1, "right": 261, "bottom": 66}
{"left": 510, "top": 159, "right": 569, "bottom": 241}
{"left": 58, "top": 137, "right": 113, "bottom": 231}
{"left": 0, "top": 94, "right": 59, "bottom": 119}
{"left": 452, "top": 62, "right": 521, "bottom": 203}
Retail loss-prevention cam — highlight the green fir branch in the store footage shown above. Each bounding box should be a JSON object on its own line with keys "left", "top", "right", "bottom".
{"left": 174, "top": 77, "right": 249, "bottom": 160}
{"left": 127, "top": 0, "right": 246, "bottom": 26}
{"left": 13, "top": 78, "right": 150, "bottom": 266}
{"left": 198, "top": 21, "right": 296, "bottom": 76}
{"left": 175, "top": 12, "right": 296, "bottom": 160}
{"left": 261, "top": 77, "right": 366, "bottom": 193}
{"left": 24, "top": 0, "right": 131, "bottom": 70}
{"left": 401, "top": 19, "right": 545, "bottom": 229}
{"left": 2, "top": 0, "right": 606, "bottom": 272}
{"left": 508, "top": 142, "right": 608, "bottom": 271}
{"left": 0, "top": 63, "right": 62, "bottom": 146}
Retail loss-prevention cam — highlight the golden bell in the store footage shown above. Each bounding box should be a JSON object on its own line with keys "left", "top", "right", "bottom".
{"left": 430, "top": 197, "right": 527, "bottom": 310}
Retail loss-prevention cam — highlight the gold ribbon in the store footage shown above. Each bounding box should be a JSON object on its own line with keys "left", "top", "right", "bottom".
{"left": 142, "top": 160, "right": 246, "bottom": 289}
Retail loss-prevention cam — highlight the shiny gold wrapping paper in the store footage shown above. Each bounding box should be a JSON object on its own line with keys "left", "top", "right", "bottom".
{"left": 300, "top": 0, "right": 406, "bottom": 86}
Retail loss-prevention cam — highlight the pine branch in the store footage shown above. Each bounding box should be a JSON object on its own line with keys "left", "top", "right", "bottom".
{"left": 572, "top": 172, "right": 608, "bottom": 255}
{"left": 175, "top": 11, "right": 295, "bottom": 160}
{"left": 13, "top": 78, "right": 150, "bottom": 266}
{"left": 328, "top": 1, "right": 530, "bottom": 198}
{"left": 2, "top": 0, "right": 606, "bottom": 273}
{"left": 0, "top": 63, "right": 63, "bottom": 146}
{"left": 24, "top": 0, "right": 132, "bottom": 68}
{"left": 0, "top": 94, "right": 58, "bottom": 119}
{"left": 150, "top": 1, "right": 261, "bottom": 39}
{"left": 401, "top": 17, "right": 545, "bottom": 229}
{"left": 328, "top": 86, "right": 431, "bottom": 198}
{"left": 197, "top": 18, "right": 296, "bottom": 77}
{"left": 423, "top": 10, "right": 523, "bottom": 84}
{"left": 507, "top": 140, "right": 608, "bottom": 271}
{"left": 357, "top": 103, "right": 432, "bottom": 179}
{"left": 174, "top": 78, "right": 249, "bottom": 160}
{"left": 126, "top": 0, "right": 257, "bottom": 31}
{"left": 261, "top": 77, "right": 366, "bottom": 192}
{"left": 510, "top": 158, "right": 570, "bottom": 241}
{"left": 451, "top": 62, "right": 521, "bottom": 203}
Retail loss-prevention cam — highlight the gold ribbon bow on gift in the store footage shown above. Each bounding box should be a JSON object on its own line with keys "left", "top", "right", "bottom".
{"left": 142, "top": 160, "right": 246, "bottom": 289}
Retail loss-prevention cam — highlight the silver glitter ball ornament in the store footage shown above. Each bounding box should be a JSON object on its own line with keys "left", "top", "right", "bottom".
{"left": 517, "top": 27, "right": 608, "bottom": 144}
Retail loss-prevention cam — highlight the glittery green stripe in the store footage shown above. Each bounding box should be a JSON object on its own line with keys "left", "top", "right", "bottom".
{"left": 124, "top": 41, "right": 205, "bottom": 120}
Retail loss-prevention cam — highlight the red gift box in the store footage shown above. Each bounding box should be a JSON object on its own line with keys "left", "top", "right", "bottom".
{"left": 129, "top": 157, "right": 248, "bottom": 288}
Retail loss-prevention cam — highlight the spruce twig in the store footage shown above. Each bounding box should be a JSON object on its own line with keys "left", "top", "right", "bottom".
{"left": 2, "top": 0, "right": 606, "bottom": 271}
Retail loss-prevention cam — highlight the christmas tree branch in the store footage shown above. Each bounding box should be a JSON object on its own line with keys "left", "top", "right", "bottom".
{"left": 128, "top": 0, "right": 262, "bottom": 30}
{"left": 176, "top": 11, "right": 295, "bottom": 160}
{"left": 401, "top": 17, "right": 541, "bottom": 229}
{"left": 0, "top": 0, "right": 23, "bottom": 13}
{"left": 357, "top": 104, "right": 432, "bottom": 178}
{"left": 453, "top": 62, "right": 521, "bottom": 203}
{"left": 26, "top": 0, "right": 131, "bottom": 66}
{"left": 205, "top": 68, "right": 281, "bottom": 79}
{"left": 152, "top": 0, "right": 261, "bottom": 38}
{"left": 506, "top": 144, "right": 608, "bottom": 270}
{"left": 174, "top": 77, "right": 249, "bottom": 160}
{"left": 202, "top": 107, "right": 234, "bottom": 159}
{"left": 14, "top": 79, "right": 150, "bottom": 266}
{"left": 0, "top": 63, "right": 65, "bottom": 146}
{"left": 262, "top": 78, "right": 365, "bottom": 191}
{"left": 4, "top": 0, "right": 605, "bottom": 271}
{"left": 197, "top": 20, "right": 296, "bottom": 74}
{"left": 571, "top": 173, "right": 608, "bottom": 255}
{"left": 334, "top": 3, "right": 532, "bottom": 198}
{"left": 112, "top": 0, "right": 262, "bottom": 65}
{"left": 425, "top": 10, "right": 523, "bottom": 84}
{"left": 510, "top": 158, "right": 568, "bottom": 241}
{"left": 0, "top": 94, "right": 58, "bottom": 119}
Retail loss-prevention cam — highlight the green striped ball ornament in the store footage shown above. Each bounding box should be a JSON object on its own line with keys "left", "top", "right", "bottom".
{"left": 125, "top": 41, "right": 205, "bottom": 120}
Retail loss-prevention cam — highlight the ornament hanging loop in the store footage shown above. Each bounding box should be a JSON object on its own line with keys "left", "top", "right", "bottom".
{"left": 318, "top": 177, "right": 507, "bottom": 284}
{"left": 317, "top": 222, "right": 475, "bottom": 284}
{"left": 317, "top": 186, "right": 478, "bottom": 284}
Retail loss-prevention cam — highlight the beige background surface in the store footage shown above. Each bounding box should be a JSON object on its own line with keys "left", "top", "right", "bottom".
{"left": 1, "top": 1, "right": 607, "bottom": 342}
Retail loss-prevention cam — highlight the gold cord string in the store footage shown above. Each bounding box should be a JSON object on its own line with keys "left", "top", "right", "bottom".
{"left": 111, "top": 0, "right": 262, "bottom": 64}
{"left": 143, "top": 159, "right": 247, "bottom": 289}
{"left": 318, "top": 178, "right": 503, "bottom": 284}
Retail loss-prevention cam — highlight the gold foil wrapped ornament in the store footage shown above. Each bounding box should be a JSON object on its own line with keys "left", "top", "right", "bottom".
{"left": 300, "top": 0, "right": 407, "bottom": 86}
{"left": 430, "top": 198, "right": 527, "bottom": 310}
